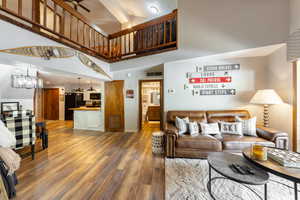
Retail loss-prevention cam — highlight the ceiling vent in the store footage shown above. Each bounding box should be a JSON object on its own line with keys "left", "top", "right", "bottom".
{"left": 146, "top": 72, "right": 163, "bottom": 77}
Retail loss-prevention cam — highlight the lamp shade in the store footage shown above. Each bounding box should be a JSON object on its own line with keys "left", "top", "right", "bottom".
{"left": 250, "top": 89, "right": 283, "bottom": 105}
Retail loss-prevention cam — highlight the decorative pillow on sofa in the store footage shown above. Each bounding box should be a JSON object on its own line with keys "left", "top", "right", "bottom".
{"left": 188, "top": 122, "right": 199, "bottom": 136}
{"left": 236, "top": 116, "right": 257, "bottom": 136}
{"left": 175, "top": 117, "right": 189, "bottom": 135}
{"left": 200, "top": 123, "right": 220, "bottom": 135}
{"left": 219, "top": 121, "right": 243, "bottom": 136}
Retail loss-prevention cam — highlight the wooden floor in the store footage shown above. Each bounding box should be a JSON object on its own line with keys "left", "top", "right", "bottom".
{"left": 14, "top": 121, "right": 165, "bottom": 200}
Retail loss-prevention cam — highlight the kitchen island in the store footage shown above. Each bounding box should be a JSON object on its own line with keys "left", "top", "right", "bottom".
{"left": 69, "top": 107, "right": 104, "bottom": 131}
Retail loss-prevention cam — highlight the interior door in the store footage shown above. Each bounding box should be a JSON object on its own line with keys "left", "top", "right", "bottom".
{"left": 105, "top": 80, "right": 125, "bottom": 132}
{"left": 43, "top": 88, "right": 59, "bottom": 120}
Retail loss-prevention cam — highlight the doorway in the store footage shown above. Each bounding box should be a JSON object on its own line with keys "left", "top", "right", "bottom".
{"left": 139, "top": 80, "right": 163, "bottom": 130}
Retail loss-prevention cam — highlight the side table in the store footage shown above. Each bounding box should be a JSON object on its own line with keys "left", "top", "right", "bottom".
{"left": 152, "top": 131, "right": 164, "bottom": 154}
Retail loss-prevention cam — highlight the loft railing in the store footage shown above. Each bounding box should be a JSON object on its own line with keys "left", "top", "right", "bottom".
{"left": 0, "top": 0, "right": 177, "bottom": 62}
{"left": 0, "top": 0, "right": 109, "bottom": 60}
{"left": 108, "top": 10, "right": 177, "bottom": 61}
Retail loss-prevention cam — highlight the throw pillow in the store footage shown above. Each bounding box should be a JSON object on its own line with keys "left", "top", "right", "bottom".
{"left": 236, "top": 116, "right": 257, "bottom": 136}
{"left": 200, "top": 123, "right": 221, "bottom": 135}
{"left": 175, "top": 117, "right": 189, "bottom": 135}
{"left": 188, "top": 122, "right": 199, "bottom": 136}
{"left": 0, "top": 120, "right": 16, "bottom": 148}
{"left": 219, "top": 121, "right": 243, "bottom": 136}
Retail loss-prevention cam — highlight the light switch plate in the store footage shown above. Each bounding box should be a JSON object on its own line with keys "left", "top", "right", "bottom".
{"left": 168, "top": 89, "right": 175, "bottom": 94}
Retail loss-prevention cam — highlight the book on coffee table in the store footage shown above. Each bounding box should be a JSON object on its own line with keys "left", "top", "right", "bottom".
{"left": 267, "top": 148, "right": 300, "bottom": 169}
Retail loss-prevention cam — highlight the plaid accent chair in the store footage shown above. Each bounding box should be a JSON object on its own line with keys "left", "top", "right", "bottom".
{"left": 1, "top": 110, "right": 36, "bottom": 160}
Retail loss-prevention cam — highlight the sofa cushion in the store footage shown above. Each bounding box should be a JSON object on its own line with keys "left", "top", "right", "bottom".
{"left": 176, "top": 135, "right": 222, "bottom": 151}
{"left": 220, "top": 134, "right": 275, "bottom": 151}
{"left": 206, "top": 110, "right": 250, "bottom": 123}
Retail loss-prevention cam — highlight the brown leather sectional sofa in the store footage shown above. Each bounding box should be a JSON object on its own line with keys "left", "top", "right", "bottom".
{"left": 165, "top": 110, "right": 289, "bottom": 158}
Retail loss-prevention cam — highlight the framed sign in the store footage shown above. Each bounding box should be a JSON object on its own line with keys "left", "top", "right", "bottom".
{"left": 1, "top": 102, "right": 20, "bottom": 113}
{"left": 186, "top": 64, "right": 240, "bottom": 96}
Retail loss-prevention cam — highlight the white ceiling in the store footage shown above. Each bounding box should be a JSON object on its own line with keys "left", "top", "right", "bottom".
{"left": 67, "top": 0, "right": 121, "bottom": 34}
{"left": 39, "top": 69, "right": 103, "bottom": 89}
{"left": 98, "top": 0, "right": 178, "bottom": 27}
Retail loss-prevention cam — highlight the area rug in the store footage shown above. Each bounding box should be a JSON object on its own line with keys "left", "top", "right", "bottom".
{"left": 165, "top": 158, "right": 296, "bottom": 200}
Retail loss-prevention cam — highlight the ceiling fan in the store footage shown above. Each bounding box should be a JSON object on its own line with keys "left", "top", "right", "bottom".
{"left": 64, "top": 0, "right": 91, "bottom": 12}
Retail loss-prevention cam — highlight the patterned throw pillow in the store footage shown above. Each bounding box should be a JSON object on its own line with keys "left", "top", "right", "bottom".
{"left": 219, "top": 122, "right": 243, "bottom": 136}
{"left": 175, "top": 117, "right": 189, "bottom": 135}
{"left": 188, "top": 122, "right": 199, "bottom": 136}
{"left": 200, "top": 123, "right": 221, "bottom": 135}
{"left": 236, "top": 116, "right": 257, "bottom": 136}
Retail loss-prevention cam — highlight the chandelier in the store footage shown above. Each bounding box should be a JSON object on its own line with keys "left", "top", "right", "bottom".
{"left": 11, "top": 68, "right": 43, "bottom": 89}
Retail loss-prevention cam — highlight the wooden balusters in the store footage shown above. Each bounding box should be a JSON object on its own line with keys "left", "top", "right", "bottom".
{"left": 69, "top": 15, "right": 72, "bottom": 40}
{"left": 61, "top": 8, "right": 65, "bottom": 35}
{"left": 43, "top": 0, "right": 47, "bottom": 26}
{"left": 53, "top": 4, "right": 57, "bottom": 32}
{"left": 2, "top": 0, "right": 6, "bottom": 8}
{"left": 76, "top": 17, "right": 79, "bottom": 42}
{"left": 18, "top": 0, "right": 22, "bottom": 15}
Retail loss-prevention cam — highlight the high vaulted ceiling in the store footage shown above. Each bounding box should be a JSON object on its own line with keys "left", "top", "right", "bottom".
{"left": 99, "top": 0, "right": 177, "bottom": 28}
{"left": 70, "top": 0, "right": 177, "bottom": 34}
{"left": 67, "top": 0, "right": 121, "bottom": 34}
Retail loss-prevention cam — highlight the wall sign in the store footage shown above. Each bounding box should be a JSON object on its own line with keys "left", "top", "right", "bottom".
{"left": 185, "top": 64, "right": 240, "bottom": 96}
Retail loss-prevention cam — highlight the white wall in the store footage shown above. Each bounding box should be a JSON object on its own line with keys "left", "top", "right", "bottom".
{"left": 290, "top": 0, "right": 300, "bottom": 34}
{"left": 178, "top": 0, "right": 289, "bottom": 59}
{"left": 0, "top": 64, "right": 36, "bottom": 111}
{"left": 164, "top": 56, "right": 269, "bottom": 125}
{"left": 266, "top": 46, "right": 293, "bottom": 148}
{"left": 113, "top": 66, "right": 163, "bottom": 132}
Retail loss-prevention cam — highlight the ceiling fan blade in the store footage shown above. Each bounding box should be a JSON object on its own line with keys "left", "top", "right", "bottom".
{"left": 78, "top": 3, "right": 90, "bottom": 12}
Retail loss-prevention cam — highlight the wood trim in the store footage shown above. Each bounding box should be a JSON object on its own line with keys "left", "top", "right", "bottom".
{"left": 293, "top": 61, "right": 298, "bottom": 152}
{"left": 138, "top": 79, "right": 164, "bottom": 131}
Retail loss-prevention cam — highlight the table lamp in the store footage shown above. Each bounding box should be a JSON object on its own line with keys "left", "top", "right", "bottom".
{"left": 250, "top": 89, "right": 283, "bottom": 127}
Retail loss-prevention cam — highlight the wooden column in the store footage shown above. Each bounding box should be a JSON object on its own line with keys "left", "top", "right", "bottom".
{"left": 32, "top": 0, "right": 40, "bottom": 31}
{"left": 293, "top": 61, "right": 298, "bottom": 152}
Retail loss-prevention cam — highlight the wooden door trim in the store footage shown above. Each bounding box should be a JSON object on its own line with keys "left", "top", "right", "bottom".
{"left": 293, "top": 61, "right": 298, "bottom": 152}
{"left": 138, "top": 79, "right": 164, "bottom": 131}
{"left": 105, "top": 80, "right": 125, "bottom": 132}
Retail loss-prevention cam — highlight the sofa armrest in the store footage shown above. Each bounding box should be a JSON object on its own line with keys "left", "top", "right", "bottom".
{"left": 165, "top": 123, "right": 178, "bottom": 158}
{"left": 165, "top": 123, "right": 179, "bottom": 138}
{"left": 256, "top": 126, "right": 289, "bottom": 150}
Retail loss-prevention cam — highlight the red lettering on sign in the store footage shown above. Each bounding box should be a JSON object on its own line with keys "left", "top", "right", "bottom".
{"left": 189, "top": 77, "right": 232, "bottom": 84}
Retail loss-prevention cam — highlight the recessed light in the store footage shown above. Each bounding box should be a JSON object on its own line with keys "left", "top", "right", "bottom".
{"left": 149, "top": 5, "right": 160, "bottom": 14}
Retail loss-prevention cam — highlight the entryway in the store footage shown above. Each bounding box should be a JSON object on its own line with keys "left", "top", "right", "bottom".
{"left": 139, "top": 80, "right": 163, "bottom": 131}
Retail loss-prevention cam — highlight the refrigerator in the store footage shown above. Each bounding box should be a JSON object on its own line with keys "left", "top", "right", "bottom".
{"left": 64, "top": 93, "right": 84, "bottom": 120}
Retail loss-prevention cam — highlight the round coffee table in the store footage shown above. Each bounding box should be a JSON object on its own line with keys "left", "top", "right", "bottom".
{"left": 207, "top": 152, "right": 269, "bottom": 200}
{"left": 243, "top": 147, "right": 300, "bottom": 200}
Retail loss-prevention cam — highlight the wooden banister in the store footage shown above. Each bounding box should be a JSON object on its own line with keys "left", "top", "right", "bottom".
{"left": 109, "top": 9, "right": 177, "bottom": 39}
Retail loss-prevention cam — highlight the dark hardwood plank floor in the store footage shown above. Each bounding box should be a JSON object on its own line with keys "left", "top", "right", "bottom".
{"left": 14, "top": 121, "right": 165, "bottom": 200}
